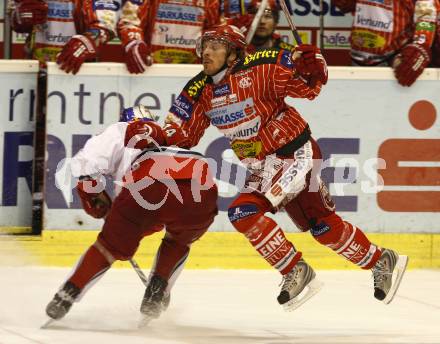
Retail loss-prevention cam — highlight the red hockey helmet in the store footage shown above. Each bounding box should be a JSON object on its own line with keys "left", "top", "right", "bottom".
{"left": 196, "top": 24, "right": 247, "bottom": 58}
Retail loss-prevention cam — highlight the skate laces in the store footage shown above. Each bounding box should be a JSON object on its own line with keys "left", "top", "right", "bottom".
{"left": 372, "top": 260, "right": 392, "bottom": 288}
{"left": 56, "top": 283, "right": 80, "bottom": 303}
{"left": 279, "top": 268, "right": 300, "bottom": 291}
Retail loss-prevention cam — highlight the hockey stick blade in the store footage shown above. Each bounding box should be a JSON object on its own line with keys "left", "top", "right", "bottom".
{"left": 383, "top": 255, "right": 409, "bottom": 305}
{"left": 282, "top": 278, "right": 323, "bottom": 312}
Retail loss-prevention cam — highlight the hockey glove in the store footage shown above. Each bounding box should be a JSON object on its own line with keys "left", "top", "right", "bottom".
{"left": 56, "top": 34, "right": 97, "bottom": 74}
{"left": 77, "top": 177, "right": 112, "bottom": 219}
{"left": 393, "top": 43, "right": 431, "bottom": 87}
{"left": 12, "top": 0, "right": 48, "bottom": 32}
{"left": 124, "top": 120, "right": 165, "bottom": 149}
{"left": 294, "top": 44, "right": 328, "bottom": 86}
{"left": 124, "top": 39, "right": 152, "bottom": 74}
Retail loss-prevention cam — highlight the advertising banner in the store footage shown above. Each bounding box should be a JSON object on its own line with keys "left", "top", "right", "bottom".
{"left": 44, "top": 63, "right": 440, "bottom": 233}
{"left": 0, "top": 61, "right": 38, "bottom": 227}
{"left": 275, "top": 0, "right": 353, "bottom": 28}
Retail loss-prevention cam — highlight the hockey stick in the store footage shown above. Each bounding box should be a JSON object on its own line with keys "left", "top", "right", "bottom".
{"left": 129, "top": 258, "right": 149, "bottom": 287}
{"left": 245, "top": 0, "right": 269, "bottom": 44}
{"left": 279, "top": 0, "right": 303, "bottom": 45}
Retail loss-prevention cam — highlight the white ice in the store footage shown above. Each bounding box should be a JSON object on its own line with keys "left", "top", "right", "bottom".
{"left": 0, "top": 267, "right": 439, "bottom": 344}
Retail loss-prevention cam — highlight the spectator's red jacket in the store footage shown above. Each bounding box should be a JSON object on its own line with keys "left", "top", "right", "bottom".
{"left": 165, "top": 48, "right": 321, "bottom": 162}
{"left": 118, "top": 0, "right": 221, "bottom": 64}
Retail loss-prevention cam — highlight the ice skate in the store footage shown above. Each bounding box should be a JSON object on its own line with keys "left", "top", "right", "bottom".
{"left": 139, "top": 275, "right": 168, "bottom": 327}
{"left": 45, "top": 281, "right": 81, "bottom": 320}
{"left": 372, "top": 248, "right": 408, "bottom": 304}
{"left": 277, "top": 259, "right": 323, "bottom": 312}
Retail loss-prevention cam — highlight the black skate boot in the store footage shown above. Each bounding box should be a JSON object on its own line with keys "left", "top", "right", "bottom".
{"left": 46, "top": 281, "right": 81, "bottom": 320}
{"left": 140, "top": 275, "right": 168, "bottom": 322}
{"left": 277, "top": 259, "right": 323, "bottom": 311}
{"left": 372, "top": 248, "right": 408, "bottom": 304}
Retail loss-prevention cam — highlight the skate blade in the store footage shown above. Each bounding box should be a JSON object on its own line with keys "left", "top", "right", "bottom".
{"left": 383, "top": 255, "right": 409, "bottom": 305}
{"left": 282, "top": 278, "right": 324, "bottom": 312}
{"left": 138, "top": 314, "right": 157, "bottom": 329}
{"left": 40, "top": 318, "right": 56, "bottom": 329}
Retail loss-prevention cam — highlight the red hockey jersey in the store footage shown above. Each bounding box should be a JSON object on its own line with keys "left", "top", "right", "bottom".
{"left": 165, "top": 48, "right": 322, "bottom": 162}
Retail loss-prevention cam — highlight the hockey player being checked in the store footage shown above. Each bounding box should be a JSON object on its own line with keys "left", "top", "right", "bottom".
{"left": 163, "top": 24, "right": 409, "bottom": 311}
{"left": 45, "top": 106, "right": 218, "bottom": 324}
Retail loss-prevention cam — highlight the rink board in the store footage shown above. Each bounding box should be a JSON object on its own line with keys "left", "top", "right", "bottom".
{"left": 1, "top": 231, "right": 439, "bottom": 269}
{"left": 43, "top": 63, "right": 440, "bottom": 233}
{"left": 1, "top": 61, "right": 440, "bottom": 235}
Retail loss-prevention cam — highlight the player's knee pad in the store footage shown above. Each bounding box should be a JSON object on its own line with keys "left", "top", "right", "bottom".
{"left": 228, "top": 193, "right": 271, "bottom": 234}
{"left": 309, "top": 213, "right": 346, "bottom": 245}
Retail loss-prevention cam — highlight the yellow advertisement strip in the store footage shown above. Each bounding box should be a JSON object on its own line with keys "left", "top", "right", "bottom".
{"left": 1, "top": 231, "right": 439, "bottom": 269}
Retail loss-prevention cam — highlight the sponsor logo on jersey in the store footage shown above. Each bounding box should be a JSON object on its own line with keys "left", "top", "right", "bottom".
{"left": 211, "top": 96, "right": 227, "bottom": 108}
{"left": 186, "top": 74, "right": 208, "bottom": 98}
{"left": 232, "top": 117, "right": 261, "bottom": 140}
{"left": 213, "top": 84, "right": 231, "bottom": 97}
{"left": 243, "top": 49, "right": 278, "bottom": 65}
{"left": 152, "top": 24, "right": 202, "bottom": 49}
{"left": 157, "top": 3, "right": 204, "bottom": 23}
{"left": 93, "top": 0, "right": 120, "bottom": 11}
{"left": 211, "top": 111, "right": 245, "bottom": 126}
{"left": 228, "top": 204, "right": 258, "bottom": 222}
{"left": 280, "top": 50, "right": 294, "bottom": 68}
{"left": 44, "top": 32, "right": 72, "bottom": 43}
{"left": 165, "top": 35, "right": 197, "bottom": 47}
{"left": 351, "top": 29, "right": 386, "bottom": 49}
{"left": 170, "top": 94, "right": 193, "bottom": 121}
{"left": 231, "top": 140, "right": 262, "bottom": 158}
{"left": 47, "top": 1, "right": 74, "bottom": 19}
{"left": 354, "top": 4, "right": 393, "bottom": 33}
{"left": 238, "top": 76, "right": 252, "bottom": 88}
{"left": 211, "top": 93, "right": 239, "bottom": 108}
{"left": 206, "top": 98, "right": 255, "bottom": 126}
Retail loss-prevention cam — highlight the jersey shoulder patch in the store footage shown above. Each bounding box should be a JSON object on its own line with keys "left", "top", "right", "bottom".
{"left": 183, "top": 71, "right": 211, "bottom": 100}
{"left": 277, "top": 40, "right": 296, "bottom": 52}
{"left": 236, "top": 48, "right": 280, "bottom": 70}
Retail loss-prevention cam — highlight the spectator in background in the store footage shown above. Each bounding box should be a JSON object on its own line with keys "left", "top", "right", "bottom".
{"left": 332, "top": 0, "right": 440, "bottom": 86}
{"left": 9, "top": 0, "right": 122, "bottom": 74}
{"left": 118, "top": 0, "right": 221, "bottom": 74}
{"left": 222, "top": 0, "right": 296, "bottom": 52}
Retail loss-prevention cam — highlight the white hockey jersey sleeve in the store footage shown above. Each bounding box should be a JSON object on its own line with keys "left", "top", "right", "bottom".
{"left": 70, "top": 122, "right": 135, "bottom": 180}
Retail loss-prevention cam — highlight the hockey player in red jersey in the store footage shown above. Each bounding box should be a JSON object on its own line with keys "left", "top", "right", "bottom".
{"left": 45, "top": 106, "right": 218, "bottom": 323}
{"left": 163, "top": 24, "right": 408, "bottom": 310}
{"left": 9, "top": 0, "right": 124, "bottom": 72}
{"left": 332, "top": 0, "right": 440, "bottom": 86}
{"left": 117, "top": 0, "right": 221, "bottom": 74}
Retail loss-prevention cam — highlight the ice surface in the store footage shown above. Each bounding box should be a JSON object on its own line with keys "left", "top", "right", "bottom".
{"left": 0, "top": 267, "right": 439, "bottom": 344}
